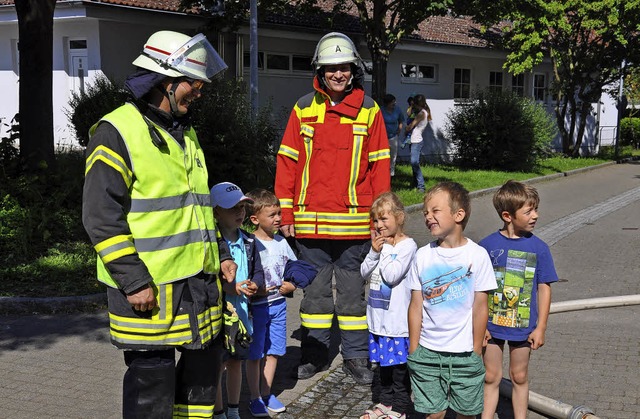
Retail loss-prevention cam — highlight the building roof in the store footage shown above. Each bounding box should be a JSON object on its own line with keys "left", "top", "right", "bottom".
{"left": 1, "top": 0, "right": 503, "bottom": 49}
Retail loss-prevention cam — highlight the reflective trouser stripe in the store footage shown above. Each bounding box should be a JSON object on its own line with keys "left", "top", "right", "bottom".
{"left": 300, "top": 313, "right": 333, "bottom": 329}
{"left": 173, "top": 403, "right": 214, "bottom": 418}
{"left": 337, "top": 315, "right": 368, "bottom": 331}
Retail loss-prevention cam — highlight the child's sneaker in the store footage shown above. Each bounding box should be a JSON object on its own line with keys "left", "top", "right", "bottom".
{"left": 248, "top": 398, "right": 269, "bottom": 417}
{"left": 226, "top": 407, "right": 240, "bottom": 419}
{"left": 263, "top": 394, "right": 286, "bottom": 413}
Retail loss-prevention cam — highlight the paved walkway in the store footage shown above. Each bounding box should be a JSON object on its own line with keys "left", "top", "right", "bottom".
{"left": 1, "top": 161, "right": 639, "bottom": 418}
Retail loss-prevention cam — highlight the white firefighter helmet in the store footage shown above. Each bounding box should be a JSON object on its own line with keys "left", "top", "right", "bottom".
{"left": 312, "top": 32, "right": 362, "bottom": 69}
{"left": 132, "top": 31, "right": 227, "bottom": 82}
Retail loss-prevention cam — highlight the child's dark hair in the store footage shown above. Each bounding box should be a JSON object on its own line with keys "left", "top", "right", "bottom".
{"left": 245, "top": 188, "right": 279, "bottom": 216}
{"left": 493, "top": 180, "right": 540, "bottom": 219}
{"left": 370, "top": 191, "right": 405, "bottom": 229}
{"left": 424, "top": 181, "right": 471, "bottom": 229}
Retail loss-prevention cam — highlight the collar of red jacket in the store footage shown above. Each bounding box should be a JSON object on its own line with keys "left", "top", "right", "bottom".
{"left": 313, "top": 76, "right": 365, "bottom": 119}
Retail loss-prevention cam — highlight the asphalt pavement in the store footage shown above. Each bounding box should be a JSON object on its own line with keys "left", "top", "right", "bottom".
{"left": 1, "top": 160, "right": 639, "bottom": 419}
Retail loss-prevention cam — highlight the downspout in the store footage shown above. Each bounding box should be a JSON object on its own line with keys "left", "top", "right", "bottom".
{"left": 498, "top": 294, "right": 640, "bottom": 418}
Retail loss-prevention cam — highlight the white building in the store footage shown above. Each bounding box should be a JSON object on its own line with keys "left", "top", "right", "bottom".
{"left": 0, "top": 0, "right": 619, "bottom": 157}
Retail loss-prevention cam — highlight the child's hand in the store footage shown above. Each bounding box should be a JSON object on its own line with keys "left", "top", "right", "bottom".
{"left": 483, "top": 330, "right": 492, "bottom": 348}
{"left": 370, "top": 230, "right": 385, "bottom": 253}
{"left": 528, "top": 327, "right": 546, "bottom": 350}
{"left": 279, "top": 281, "right": 296, "bottom": 295}
{"left": 237, "top": 280, "right": 257, "bottom": 297}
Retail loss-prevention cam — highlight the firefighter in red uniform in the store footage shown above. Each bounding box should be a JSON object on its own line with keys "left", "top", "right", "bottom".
{"left": 275, "top": 32, "right": 391, "bottom": 384}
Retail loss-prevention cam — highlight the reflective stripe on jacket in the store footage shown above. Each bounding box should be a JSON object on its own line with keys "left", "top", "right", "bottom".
{"left": 275, "top": 78, "right": 391, "bottom": 240}
{"left": 86, "top": 103, "right": 220, "bottom": 288}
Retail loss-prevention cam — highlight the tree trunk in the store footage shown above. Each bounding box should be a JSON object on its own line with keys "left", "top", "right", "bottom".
{"left": 571, "top": 101, "right": 592, "bottom": 157}
{"left": 371, "top": 52, "right": 387, "bottom": 103}
{"left": 15, "top": 0, "right": 56, "bottom": 171}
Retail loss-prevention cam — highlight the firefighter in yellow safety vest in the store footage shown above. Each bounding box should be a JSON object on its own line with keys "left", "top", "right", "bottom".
{"left": 82, "top": 30, "right": 236, "bottom": 419}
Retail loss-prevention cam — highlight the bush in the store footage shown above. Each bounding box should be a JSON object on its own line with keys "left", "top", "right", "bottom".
{"left": 66, "top": 75, "right": 129, "bottom": 147}
{"left": 620, "top": 117, "right": 640, "bottom": 148}
{"left": 190, "top": 78, "right": 280, "bottom": 190}
{"left": 447, "top": 89, "right": 556, "bottom": 171}
{"left": 0, "top": 151, "right": 87, "bottom": 265}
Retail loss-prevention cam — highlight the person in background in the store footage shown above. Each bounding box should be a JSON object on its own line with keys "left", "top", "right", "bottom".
{"left": 360, "top": 192, "right": 417, "bottom": 419}
{"left": 210, "top": 182, "right": 264, "bottom": 419}
{"left": 405, "top": 94, "right": 432, "bottom": 193}
{"left": 480, "top": 180, "right": 558, "bottom": 419}
{"left": 82, "top": 30, "right": 235, "bottom": 418}
{"left": 380, "top": 94, "right": 405, "bottom": 177}
{"left": 401, "top": 95, "right": 415, "bottom": 149}
{"left": 275, "top": 32, "right": 391, "bottom": 385}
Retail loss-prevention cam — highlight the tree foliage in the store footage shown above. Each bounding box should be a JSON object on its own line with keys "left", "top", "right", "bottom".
{"left": 181, "top": 0, "right": 452, "bottom": 101}
{"left": 460, "top": 0, "right": 640, "bottom": 156}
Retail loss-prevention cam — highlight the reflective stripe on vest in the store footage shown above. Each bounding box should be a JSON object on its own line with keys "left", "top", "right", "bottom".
{"left": 89, "top": 103, "right": 220, "bottom": 288}
{"left": 300, "top": 312, "right": 333, "bottom": 329}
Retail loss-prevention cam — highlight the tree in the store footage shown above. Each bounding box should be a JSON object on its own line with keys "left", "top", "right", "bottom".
{"left": 624, "top": 66, "right": 640, "bottom": 117}
{"left": 460, "top": 0, "right": 640, "bottom": 156}
{"left": 14, "top": 0, "right": 56, "bottom": 170}
{"left": 181, "top": 0, "right": 452, "bottom": 101}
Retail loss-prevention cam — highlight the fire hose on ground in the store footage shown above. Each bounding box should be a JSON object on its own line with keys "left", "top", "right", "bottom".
{"left": 498, "top": 294, "right": 640, "bottom": 419}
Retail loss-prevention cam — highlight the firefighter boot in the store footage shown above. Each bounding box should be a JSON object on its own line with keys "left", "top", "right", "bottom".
{"left": 342, "top": 358, "right": 374, "bottom": 385}
{"left": 123, "top": 355, "right": 175, "bottom": 419}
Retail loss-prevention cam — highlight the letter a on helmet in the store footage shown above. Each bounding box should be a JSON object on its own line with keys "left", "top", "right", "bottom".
{"left": 133, "top": 31, "right": 227, "bottom": 82}
{"left": 312, "top": 32, "right": 362, "bottom": 70}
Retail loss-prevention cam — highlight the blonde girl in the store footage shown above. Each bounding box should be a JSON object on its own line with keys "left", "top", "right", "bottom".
{"left": 360, "top": 192, "right": 418, "bottom": 419}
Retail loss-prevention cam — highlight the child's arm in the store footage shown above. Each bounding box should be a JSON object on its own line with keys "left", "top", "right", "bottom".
{"left": 379, "top": 241, "right": 417, "bottom": 286}
{"left": 360, "top": 231, "right": 382, "bottom": 279}
{"left": 408, "top": 289, "right": 423, "bottom": 354}
{"left": 472, "top": 291, "right": 490, "bottom": 355}
{"left": 529, "top": 283, "right": 552, "bottom": 350}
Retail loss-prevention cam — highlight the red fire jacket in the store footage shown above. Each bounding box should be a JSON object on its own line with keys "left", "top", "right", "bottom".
{"left": 275, "top": 78, "right": 391, "bottom": 240}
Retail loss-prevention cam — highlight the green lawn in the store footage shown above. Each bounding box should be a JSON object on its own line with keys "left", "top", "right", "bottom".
{"left": 393, "top": 155, "right": 615, "bottom": 206}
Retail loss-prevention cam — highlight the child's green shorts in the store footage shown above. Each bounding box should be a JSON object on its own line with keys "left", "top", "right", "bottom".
{"left": 407, "top": 345, "right": 485, "bottom": 416}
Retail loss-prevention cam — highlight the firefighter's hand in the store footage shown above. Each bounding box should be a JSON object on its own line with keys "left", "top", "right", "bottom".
{"left": 220, "top": 259, "right": 238, "bottom": 283}
{"left": 127, "top": 284, "right": 156, "bottom": 312}
{"left": 280, "top": 224, "right": 295, "bottom": 238}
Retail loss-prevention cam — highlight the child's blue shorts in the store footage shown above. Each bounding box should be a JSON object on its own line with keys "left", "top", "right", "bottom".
{"left": 248, "top": 299, "right": 287, "bottom": 360}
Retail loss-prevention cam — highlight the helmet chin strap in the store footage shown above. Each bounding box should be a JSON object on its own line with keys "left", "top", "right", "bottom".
{"left": 166, "top": 81, "right": 181, "bottom": 116}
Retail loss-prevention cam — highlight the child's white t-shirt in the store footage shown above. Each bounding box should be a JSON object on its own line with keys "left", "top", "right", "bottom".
{"left": 406, "top": 239, "right": 497, "bottom": 353}
{"left": 255, "top": 235, "right": 297, "bottom": 304}
{"left": 361, "top": 238, "right": 418, "bottom": 337}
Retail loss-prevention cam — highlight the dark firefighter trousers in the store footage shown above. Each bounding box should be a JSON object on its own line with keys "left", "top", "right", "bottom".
{"left": 296, "top": 238, "right": 370, "bottom": 364}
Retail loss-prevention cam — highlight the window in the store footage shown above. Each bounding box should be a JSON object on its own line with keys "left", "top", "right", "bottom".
{"left": 243, "top": 51, "right": 264, "bottom": 70}
{"left": 266, "top": 53, "right": 289, "bottom": 71}
{"left": 292, "top": 55, "right": 312, "bottom": 72}
{"left": 244, "top": 51, "right": 312, "bottom": 73}
{"left": 401, "top": 63, "right": 437, "bottom": 82}
{"left": 489, "top": 71, "right": 503, "bottom": 92}
{"left": 512, "top": 74, "right": 525, "bottom": 96}
{"left": 533, "top": 73, "right": 546, "bottom": 101}
{"left": 454, "top": 68, "right": 471, "bottom": 99}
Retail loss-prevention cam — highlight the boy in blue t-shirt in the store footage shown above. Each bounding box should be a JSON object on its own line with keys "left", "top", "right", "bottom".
{"left": 479, "top": 180, "right": 558, "bottom": 419}
{"left": 245, "top": 188, "right": 298, "bottom": 416}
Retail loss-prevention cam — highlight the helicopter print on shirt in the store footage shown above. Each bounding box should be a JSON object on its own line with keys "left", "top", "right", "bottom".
{"left": 420, "top": 264, "right": 472, "bottom": 305}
